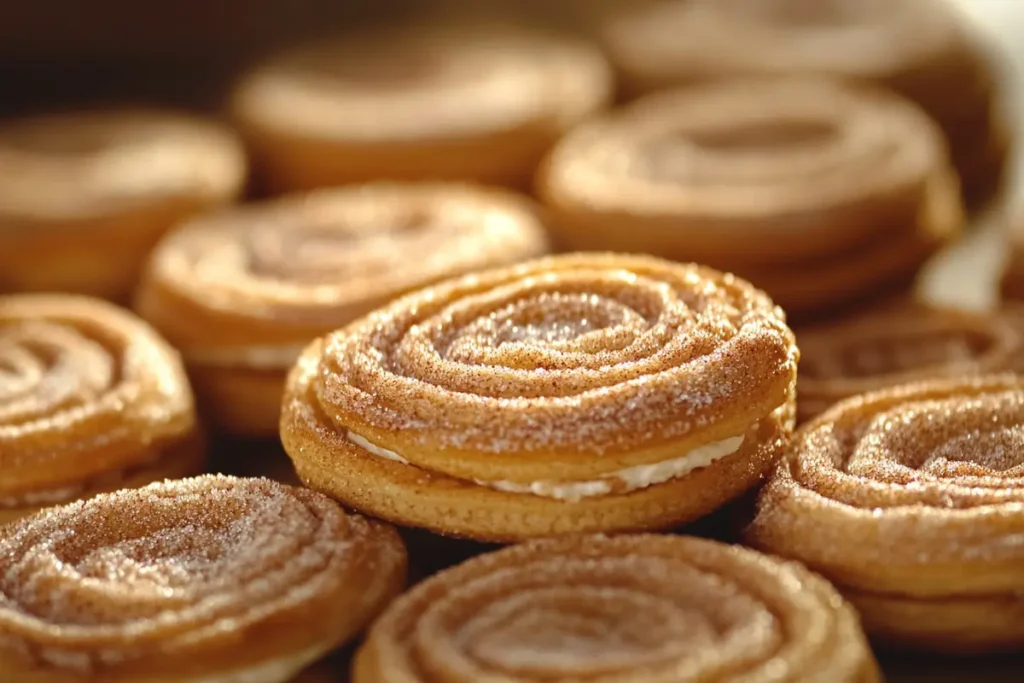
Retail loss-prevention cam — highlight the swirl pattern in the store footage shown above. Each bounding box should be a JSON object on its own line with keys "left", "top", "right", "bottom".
{"left": 797, "top": 306, "right": 1021, "bottom": 420}
{"left": 537, "top": 79, "right": 960, "bottom": 315}
{"left": 137, "top": 183, "right": 550, "bottom": 436}
{"left": 231, "top": 25, "right": 612, "bottom": 191}
{"left": 747, "top": 376, "right": 1024, "bottom": 651}
{"left": 353, "top": 534, "right": 879, "bottom": 683}
{"left": 598, "top": 0, "right": 1009, "bottom": 209}
{"left": 0, "top": 108, "right": 245, "bottom": 300}
{"left": 540, "top": 79, "right": 946, "bottom": 262}
{"left": 282, "top": 253, "right": 798, "bottom": 540}
{"left": 0, "top": 475, "right": 407, "bottom": 683}
{"left": 0, "top": 294, "right": 201, "bottom": 521}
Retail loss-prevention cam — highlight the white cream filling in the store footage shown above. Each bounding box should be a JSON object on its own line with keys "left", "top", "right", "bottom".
{"left": 345, "top": 431, "right": 746, "bottom": 503}
{"left": 347, "top": 431, "right": 410, "bottom": 464}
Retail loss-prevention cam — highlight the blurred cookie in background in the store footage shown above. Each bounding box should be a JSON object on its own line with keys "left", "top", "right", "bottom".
{"left": 599, "top": 0, "right": 1013, "bottom": 212}
{"left": 537, "top": 78, "right": 962, "bottom": 321}
{"left": 0, "top": 108, "right": 245, "bottom": 301}
{"left": 796, "top": 303, "right": 1021, "bottom": 420}
{"left": 231, "top": 23, "right": 613, "bottom": 194}
{"left": 136, "top": 182, "right": 550, "bottom": 437}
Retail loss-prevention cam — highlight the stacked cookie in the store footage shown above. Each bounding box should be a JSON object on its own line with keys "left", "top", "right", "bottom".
{"left": 600, "top": 0, "right": 1012, "bottom": 211}
{"left": 538, "top": 78, "right": 963, "bottom": 318}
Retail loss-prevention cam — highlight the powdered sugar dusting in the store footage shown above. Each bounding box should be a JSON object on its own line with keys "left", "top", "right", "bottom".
{"left": 0, "top": 475, "right": 404, "bottom": 676}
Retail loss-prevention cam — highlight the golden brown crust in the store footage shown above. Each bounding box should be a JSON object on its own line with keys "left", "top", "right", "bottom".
{"left": 0, "top": 294, "right": 203, "bottom": 520}
{"left": 0, "top": 109, "right": 245, "bottom": 300}
{"left": 281, "top": 253, "right": 798, "bottom": 541}
{"left": 796, "top": 306, "right": 1021, "bottom": 421}
{"left": 747, "top": 375, "right": 1024, "bottom": 652}
{"left": 540, "top": 79, "right": 949, "bottom": 263}
{"left": 0, "top": 430, "right": 206, "bottom": 527}
{"left": 354, "top": 534, "right": 879, "bottom": 683}
{"left": 537, "top": 79, "right": 960, "bottom": 316}
{"left": 136, "top": 182, "right": 551, "bottom": 436}
{"left": 287, "top": 402, "right": 790, "bottom": 542}
{"left": 231, "top": 25, "right": 612, "bottom": 192}
{"left": 0, "top": 475, "right": 408, "bottom": 683}
{"left": 598, "top": 0, "right": 1011, "bottom": 208}
{"left": 742, "top": 169, "right": 961, "bottom": 316}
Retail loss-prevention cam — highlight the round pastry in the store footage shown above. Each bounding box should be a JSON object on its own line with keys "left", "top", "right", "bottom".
{"left": 0, "top": 475, "right": 407, "bottom": 683}
{"left": 598, "top": 0, "right": 1011, "bottom": 210}
{"left": 797, "top": 305, "right": 1021, "bottom": 420}
{"left": 0, "top": 294, "right": 203, "bottom": 524}
{"left": 746, "top": 375, "right": 1024, "bottom": 652}
{"left": 136, "top": 182, "right": 551, "bottom": 437}
{"left": 230, "top": 25, "right": 612, "bottom": 192}
{"left": 0, "top": 108, "right": 245, "bottom": 301}
{"left": 537, "top": 79, "right": 962, "bottom": 316}
{"left": 281, "top": 253, "right": 799, "bottom": 542}
{"left": 354, "top": 534, "right": 880, "bottom": 683}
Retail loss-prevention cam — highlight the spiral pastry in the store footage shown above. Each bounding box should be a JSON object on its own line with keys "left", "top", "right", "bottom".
{"left": 746, "top": 375, "right": 1024, "bottom": 651}
{"left": 598, "top": 0, "right": 1012, "bottom": 210}
{"left": 0, "top": 108, "right": 245, "bottom": 301}
{"left": 281, "top": 253, "right": 798, "bottom": 541}
{"left": 231, "top": 24, "right": 612, "bottom": 192}
{"left": 136, "top": 183, "right": 550, "bottom": 436}
{"left": 0, "top": 475, "right": 407, "bottom": 683}
{"left": 0, "top": 294, "right": 203, "bottom": 524}
{"left": 537, "top": 79, "right": 962, "bottom": 317}
{"left": 353, "top": 534, "right": 879, "bottom": 683}
{"left": 797, "top": 305, "right": 1022, "bottom": 421}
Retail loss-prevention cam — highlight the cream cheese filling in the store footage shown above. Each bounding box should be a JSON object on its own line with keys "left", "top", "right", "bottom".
{"left": 345, "top": 430, "right": 746, "bottom": 503}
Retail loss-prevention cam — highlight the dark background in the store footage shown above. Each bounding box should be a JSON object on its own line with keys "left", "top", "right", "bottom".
{"left": 0, "top": 0, "right": 639, "bottom": 115}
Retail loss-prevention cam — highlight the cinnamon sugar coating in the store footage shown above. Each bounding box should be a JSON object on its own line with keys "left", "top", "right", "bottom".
{"left": 0, "top": 294, "right": 201, "bottom": 516}
{"left": 797, "top": 306, "right": 1021, "bottom": 420}
{"left": 136, "top": 183, "right": 550, "bottom": 436}
{"left": 0, "top": 475, "right": 407, "bottom": 683}
{"left": 354, "top": 534, "right": 879, "bottom": 683}
{"left": 282, "top": 253, "right": 798, "bottom": 539}
{"left": 747, "top": 375, "right": 1024, "bottom": 651}
{"left": 137, "top": 183, "right": 550, "bottom": 367}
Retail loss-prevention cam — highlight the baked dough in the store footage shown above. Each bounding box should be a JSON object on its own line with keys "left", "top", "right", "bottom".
{"left": 136, "top": 183, "right": 550, "bottom": 436}
{"left": 281, "top": 253, "right": 798, "bottom": 541}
